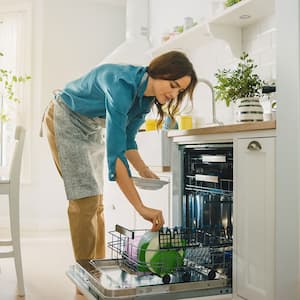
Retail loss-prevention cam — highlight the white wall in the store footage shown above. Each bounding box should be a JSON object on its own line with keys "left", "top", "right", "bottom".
{"left": 275, "top": 0, "right": 300, "bottom": 298}
{"left": 0, "top": 0, "right": 126, "bottom": 231}
{"left": 33, "top": 0, "right": 125, "bottom": 231}
{"left": 149, "top": 0, "right": 212, "bottom": 48}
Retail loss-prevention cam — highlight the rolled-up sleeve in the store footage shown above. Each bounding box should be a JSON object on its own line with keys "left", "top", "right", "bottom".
{"left": 126, "top": 114, "right": 147, "bottom": 150}
{"left": 104, "top": 77, "right": 135, "bottom": 181}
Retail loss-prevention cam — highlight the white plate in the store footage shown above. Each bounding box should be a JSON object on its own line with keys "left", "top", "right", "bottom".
{"left": 132, "top": 177, "right": 169, "bottom": 190}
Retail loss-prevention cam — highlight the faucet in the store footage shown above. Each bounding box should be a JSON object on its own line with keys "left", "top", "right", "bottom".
{"left": 197, "top": 78, "right": 223, "bottom": 126}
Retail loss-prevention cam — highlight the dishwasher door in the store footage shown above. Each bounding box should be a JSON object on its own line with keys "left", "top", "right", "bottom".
{"left": 67, "top": 225, "right": 232, "bottom": 299}
{"left": 67, "top": 259, "right": 231, "bottom": 300}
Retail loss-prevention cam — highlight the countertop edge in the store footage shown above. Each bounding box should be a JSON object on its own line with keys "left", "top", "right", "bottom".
{"left": 167, "top": 120, "right": 276, "bottom": 138}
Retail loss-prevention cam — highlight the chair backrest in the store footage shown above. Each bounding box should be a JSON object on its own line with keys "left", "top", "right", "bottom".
{"left": 9, "top": 126, "right": 26, "bottom": 184}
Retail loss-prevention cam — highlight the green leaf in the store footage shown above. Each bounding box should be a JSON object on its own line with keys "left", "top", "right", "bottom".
{"left": 214, "top": 51, "right": 263, "bottom": 105}
{"left": 0, "top": 113, "right": 9, "bottom": 122}
{"left": 0, "top": 50, "right": 32, "bottom": 121}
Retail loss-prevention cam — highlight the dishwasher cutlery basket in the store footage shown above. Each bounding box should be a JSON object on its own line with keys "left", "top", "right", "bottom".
{"left": 108, "top": 225, "right": 232, "bottom": 284}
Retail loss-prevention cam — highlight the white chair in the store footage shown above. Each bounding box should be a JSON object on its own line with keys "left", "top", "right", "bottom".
{"left": 0, "top": 126, "right": 26, "bottom": 296}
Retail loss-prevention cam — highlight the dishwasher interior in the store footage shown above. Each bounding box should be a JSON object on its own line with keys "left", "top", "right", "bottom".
{"left": 67, "top": 143, "right": 233, "bottom": 299}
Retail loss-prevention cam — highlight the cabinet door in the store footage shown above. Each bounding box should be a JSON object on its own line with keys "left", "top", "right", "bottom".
{"left": 103, "top": 178, "right": 135, "bottom": 247}
{"left": 136, "top": 131, "right": 171, "bottom": 171}
{"left": 235, "top": 137, "right": 275, "bottom": 300}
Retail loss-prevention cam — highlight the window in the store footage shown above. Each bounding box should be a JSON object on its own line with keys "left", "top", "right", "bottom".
{"left": 0, "top": 4, "right": 31, "bottom": 179}
{"left": 0, "top": 13, "right": 19, "bottom": 167}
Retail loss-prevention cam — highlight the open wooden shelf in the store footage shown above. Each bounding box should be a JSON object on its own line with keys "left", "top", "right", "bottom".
{"left": 149, "top": 0, "right": 275, "bottom": 57}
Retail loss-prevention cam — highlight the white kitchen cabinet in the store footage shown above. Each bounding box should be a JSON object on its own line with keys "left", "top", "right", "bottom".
{"left": 106, "top": 125, "right": 276, "bottom": 298}
{"left": 104, "top": 172, "right": 171, "bottom": 232}
{"left": 103, "top": 151, "right": 136, "bottom": 246}
{"left": 103, "top": 172, "right": 171, "bottom": 242}
{"left": 134, "top": 131, "right": 172, "bottom": 229}
{"left": 136, "top": 130, "right": 171, "bottom": 172}
{"left": 234, "top": 137, "right": 275, "bottom": 300}
{"left": 103, "top": 179, "right": 135, "bottom": 243}
{"left": 169, "top": 124, "right": 275, "bottom": 300}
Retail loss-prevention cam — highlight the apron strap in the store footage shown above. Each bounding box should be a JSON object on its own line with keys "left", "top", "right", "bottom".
{"left": 39, "top": 90, "right": 61, "bottom": 137}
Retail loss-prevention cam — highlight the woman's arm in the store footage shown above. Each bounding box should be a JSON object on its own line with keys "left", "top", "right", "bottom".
{"left": 125, "top": 149, "right": 159, "bottom": 179}
{"left": 115, "top": 158, "right": 164, "bottom": 231}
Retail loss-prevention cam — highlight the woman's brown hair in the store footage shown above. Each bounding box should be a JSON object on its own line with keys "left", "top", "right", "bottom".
{"left": 147, "top": 51, "right": 198, "bottom": 127}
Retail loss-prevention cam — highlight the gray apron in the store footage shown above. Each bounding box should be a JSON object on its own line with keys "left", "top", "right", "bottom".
{"left": 54, "top": 96, "right": 106, "bottom": 200}
{"left": 45, "top": 72, "right": 148, "bottom": 200}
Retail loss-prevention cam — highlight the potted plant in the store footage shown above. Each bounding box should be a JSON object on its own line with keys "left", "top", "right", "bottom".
{"left": 0, "top": 51, "right": 31, "bottom": 122}
{"left": 214, "top": 52, "right": 264, "bottom": 122}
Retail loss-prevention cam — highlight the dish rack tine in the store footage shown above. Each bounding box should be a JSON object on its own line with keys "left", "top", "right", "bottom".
{"left": 115, "top": 224, "right": 135, "bottom": 239}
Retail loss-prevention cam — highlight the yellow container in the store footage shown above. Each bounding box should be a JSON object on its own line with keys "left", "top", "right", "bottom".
{"left": 145, "top": 119, "right": 157, "bottom": 131}
{"left": 178, "top": 115, "right": 193, "bottom": 130}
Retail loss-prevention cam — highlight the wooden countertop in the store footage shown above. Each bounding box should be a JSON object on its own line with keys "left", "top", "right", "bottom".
{"left": 167, "top": 120, "right": 276, "bottom": 137}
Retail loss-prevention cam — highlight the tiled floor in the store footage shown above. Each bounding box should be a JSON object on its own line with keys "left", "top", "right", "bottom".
{"left": 0, "top": 230, "right": 84, "bottom": 300}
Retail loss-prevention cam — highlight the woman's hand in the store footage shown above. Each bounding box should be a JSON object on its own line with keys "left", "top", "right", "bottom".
{"left": 138, "top": 205, "right": 165, "bottom": 231}
{"left": 115, "top": 158, "right": 163, "bottom": 231}
{"left": 138, "top": 166, "right": 159, "bottom": 179}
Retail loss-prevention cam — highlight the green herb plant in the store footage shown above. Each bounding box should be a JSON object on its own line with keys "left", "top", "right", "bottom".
{"left": 214, "top": 52, "right": 263, "bottom": 107}
{"left": 224, "top": 0, "right": 242, "bottom": 7}
{"left": 0, "top": 51, "right": 31, "bottom": 122}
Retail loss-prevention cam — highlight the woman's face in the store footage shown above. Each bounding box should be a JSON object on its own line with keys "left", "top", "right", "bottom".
{"left": 150, "top": 76, "right": 191, "bottom": 105}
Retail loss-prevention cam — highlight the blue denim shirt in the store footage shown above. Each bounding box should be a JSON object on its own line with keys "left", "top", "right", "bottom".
{"left": 59, "top": 64, "right": 154, "bottom": 181}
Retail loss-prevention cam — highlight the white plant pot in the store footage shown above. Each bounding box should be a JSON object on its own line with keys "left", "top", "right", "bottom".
{"left": 236, "top": 97, "right": 263, "bottom": 122}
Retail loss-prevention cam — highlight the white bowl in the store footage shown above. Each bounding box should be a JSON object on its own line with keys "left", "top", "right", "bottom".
{"left": 132, "top": 177, "right": 169, "bottom": 190}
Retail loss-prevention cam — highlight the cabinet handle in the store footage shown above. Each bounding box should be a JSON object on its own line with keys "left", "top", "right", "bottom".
{"left": 247, "top": 141, "right": 262, "bottom": 151}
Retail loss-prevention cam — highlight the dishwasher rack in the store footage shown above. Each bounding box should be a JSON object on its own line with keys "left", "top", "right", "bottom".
{"left": 108, "top": 225, "right": 232, "bottom": 285}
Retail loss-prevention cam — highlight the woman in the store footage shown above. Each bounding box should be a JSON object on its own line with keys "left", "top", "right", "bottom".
{"left": 44, "top": 50, "right": 197, "bottom": 263}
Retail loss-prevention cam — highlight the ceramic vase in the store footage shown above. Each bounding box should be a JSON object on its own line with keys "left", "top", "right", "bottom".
{"left": 236, "top": 97, "right": 263, "bottom": 122}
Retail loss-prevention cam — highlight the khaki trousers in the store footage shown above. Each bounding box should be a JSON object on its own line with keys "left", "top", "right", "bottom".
{"left": 44, "top": 101, "right": 105, "bottom": 260}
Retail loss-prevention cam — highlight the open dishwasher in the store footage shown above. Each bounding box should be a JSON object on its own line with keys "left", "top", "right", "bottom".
{"left": 67, "top": 224, "right": 232, "bottom": 300}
